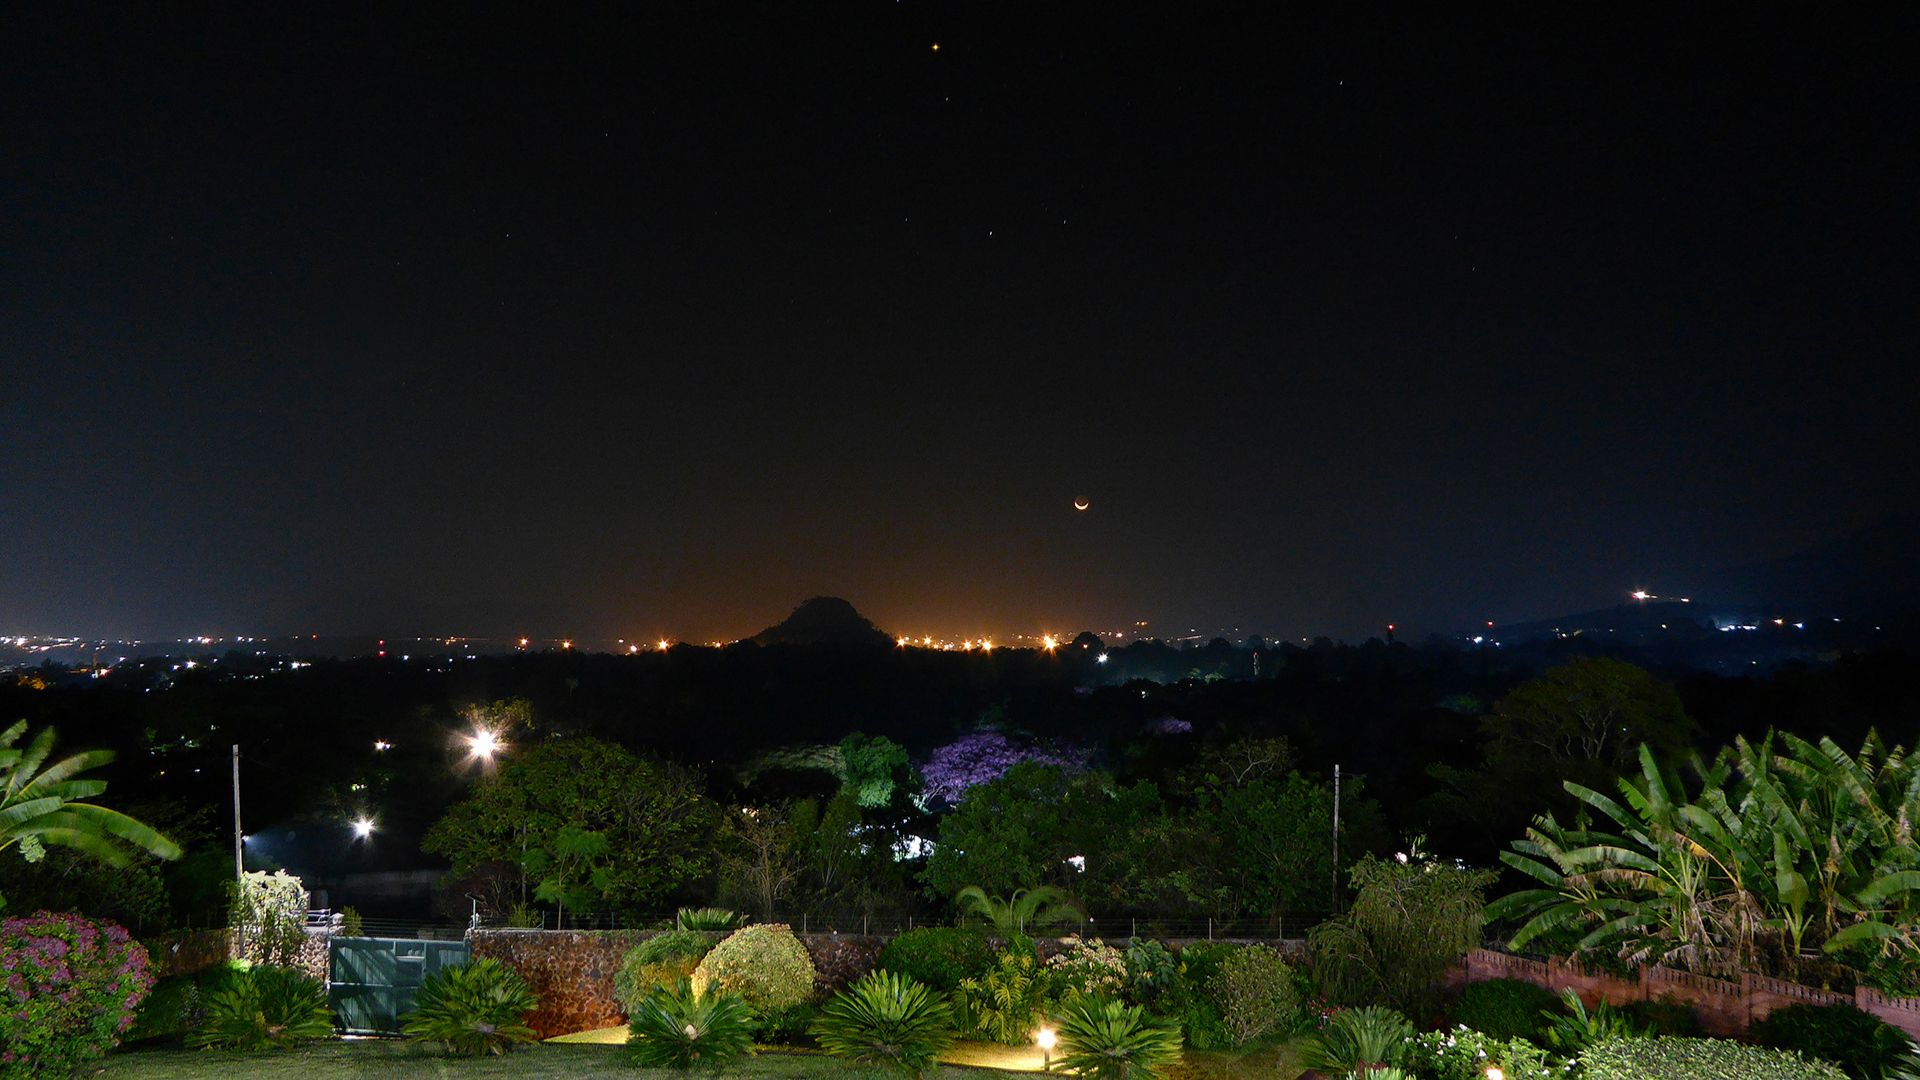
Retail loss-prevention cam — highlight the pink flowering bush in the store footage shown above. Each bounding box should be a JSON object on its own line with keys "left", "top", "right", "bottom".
{"left": 0, "top": 911, "right": 153, "bottom": 1079}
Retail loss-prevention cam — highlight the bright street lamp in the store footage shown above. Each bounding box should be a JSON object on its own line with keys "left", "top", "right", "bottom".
{"left": 350, "top": 817, "right": 375, "bottom": 840}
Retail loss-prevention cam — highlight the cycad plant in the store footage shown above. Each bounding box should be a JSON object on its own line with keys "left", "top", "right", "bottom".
{"left": 812, "top": 970, "right": 955, "bottom": 1075}
{"left": 0, "top": 721, "right": 180, "bottom": 888}
{"left": 191, "top": 965, "right": 334, "bottom": 1050}
{"left": 400, "top": 957, "right": 540, "bottom": 1056}
{"left": 1052, "top": 996, "right": 1184, "bottom": 1079}
{"left": 676, "top": 907, "right": 741, "bottom": 932}
{"left": 628, "top": 979, "right": 757, "bottom": 1069}
{"left": 953, "top": 885, "right": 1082, "bottom": 944}
{"left": 1300, "top": 1006, "right": 1413, "bottom": 1076}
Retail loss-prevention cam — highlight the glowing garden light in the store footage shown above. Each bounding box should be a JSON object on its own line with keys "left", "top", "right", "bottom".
{"left": 1036, "top": 1027, "right": 1056, "bottom": 1071}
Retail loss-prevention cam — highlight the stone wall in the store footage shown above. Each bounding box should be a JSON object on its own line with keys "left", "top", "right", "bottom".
{"left": 142, "top": 927, "right": 233, "bottom": 980}
{"left": 1455, "top": 948, "right": 1920, "bottom": 1039}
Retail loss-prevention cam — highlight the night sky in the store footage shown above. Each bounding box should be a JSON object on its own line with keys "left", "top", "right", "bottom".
{"left": 5, "top": 6, "right": 1917, "bottom": 643}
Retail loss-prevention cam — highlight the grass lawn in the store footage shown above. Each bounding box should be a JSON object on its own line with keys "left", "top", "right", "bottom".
{"left": 100, "top": 1040, "right": 1030, "bottom": 1078}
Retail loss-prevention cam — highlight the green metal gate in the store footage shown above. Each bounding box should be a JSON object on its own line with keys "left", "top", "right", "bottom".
{"left": 328, "top": 936, "right": 472, "bottom": 1034}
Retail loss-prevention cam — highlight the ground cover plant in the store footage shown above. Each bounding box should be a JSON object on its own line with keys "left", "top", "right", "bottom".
{"left": 1577, "top": 1035, "right": 1848, "bottom": 1079}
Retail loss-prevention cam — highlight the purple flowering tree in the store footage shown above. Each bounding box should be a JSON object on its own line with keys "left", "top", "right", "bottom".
{"left": 920, "top": 732, "right": 1088, "bottom": 806}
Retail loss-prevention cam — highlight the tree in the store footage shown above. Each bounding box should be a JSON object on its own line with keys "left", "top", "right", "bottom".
{"left": 0, "top": 721, "right": 181, "bottom": 911}
{"left": 1484, "top": 657, "right": 1694, "bottom": 773}
{"left": 718, "top": 805, "right": 803, "bottom": 921}
{"left": 921, "top": 762, "right": 1115, "bottom": 898}
{"left": 423, "top": 738, "right": 718, "bottom": 923}
{"left": 1310, "top": 845, "right": 1495, "bottom": 1016}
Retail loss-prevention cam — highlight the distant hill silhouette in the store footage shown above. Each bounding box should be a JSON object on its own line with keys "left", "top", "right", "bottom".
{"left": 1691, "top": 515, "right": 1920, "bottom": 613}
{"left": 751, "top": 597, "right": 894, "bottom": 647}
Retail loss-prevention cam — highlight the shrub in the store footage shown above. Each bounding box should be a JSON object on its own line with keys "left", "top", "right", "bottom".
{"left": 1206, "top": 944, "right": 1300, "bottom": 1046}
{"left": 1048, "top": 936, "right": 1127, "bottom": 998}
{"left": 1404, "top": 1025, "right": 1561, "bottom": 1080}
{"left": 1121, "top": 939, "right": 1179, "bottom": 1007}
{"left": 617, "top": 930, "right": 720, "bottom": 1013}
{"left": 0, "top": 912, "right": 153, "bottom": 1078}
{"left": 1052, "top": 995, "right": 1184, "bottom": 1079}
{"left": 754, "top": 1001, "right": 819, "bottom": 1048}
{"left": 1618, "top": 996, "right": 1701, "bottom": 1037}
{"left": 675, "top": 907, "right": 740, "bottom": 933}
{"left": 1299, "top": 1005, "right": 1413, "bottom": 1075}
{"left": 337, "top": 907, "right": 364, "bottom": 937}
{"left": 228, "top": 870, "right": 308, "bottom": 967}
{"left": 1540, "top": 987, "right": 1646, "bottom": 1054}
{"left": 954, "top": 950, "right": 1059, "bottom": 1045}
{"left": 692, "top": 924, "right": 816, "bottom": 1011}
{"left": 1309, "top": 851, "right": 1494, "bottom": 1017}
{"left": 400, "top": 957, "right": 539, "bottom": 1057}
{"left": 877, "top": 927, "right": 994, "bottom": 992}
{"left": 627, "top": 980, "right": 756, "bottom": 1069}
{"left": 1447, "top": 978, "right": 1561, "bottom": 1042}
{"left": 190, "top": 964, "right": 333, "bottom": 1050}
{"left": 1750, "top": 1003, "right": 1910, "bottom": 1080}
{"left": 1579, "top": 1035, "right": 1847, "bottom": 1079}
{"left": 1173, "top": 941, "right": 1238, "bottom": 992}
{"left": 813, "top": 970, "right": 955, "bottom": 1075}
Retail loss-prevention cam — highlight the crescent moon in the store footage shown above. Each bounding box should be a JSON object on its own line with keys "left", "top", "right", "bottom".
{"left": 1073, "top": 498, "right": 1090, "bottom": 511}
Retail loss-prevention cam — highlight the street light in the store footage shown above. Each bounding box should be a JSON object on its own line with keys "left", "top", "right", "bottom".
{"left": 351, "top": 817, "right": 375, "bottom": 840}
{"left": 467, "top": 729, "right": 501, "bottom": 761}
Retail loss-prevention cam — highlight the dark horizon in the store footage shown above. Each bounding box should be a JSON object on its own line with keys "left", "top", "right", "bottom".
{"left": 6, "top": 7, "right": 1917, "bottom": 643}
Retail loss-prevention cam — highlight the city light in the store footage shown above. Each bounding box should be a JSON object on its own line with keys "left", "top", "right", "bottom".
{"left": 1041, "top": 634, "right": 1058, "bottom": 651}
{"left": 897, "top": 636, "right": 911, "bottom": 647}
{"left": 373, "top": 739, "right": 391, "bottom": 751}
{"left": 658, "top": 638, "right": 671, "bottom": 651}
{"left": 1631, "top": 590, "right": 1653, "bottom": 601}
{"left": 1097, "top": 653, "right": 1108, "bottom": 663}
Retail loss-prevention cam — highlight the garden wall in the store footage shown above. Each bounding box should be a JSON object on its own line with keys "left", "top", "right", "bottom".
{"left": 1454, "top": 948, "right": 1920, "bottom": 1039}
{"left": 142, "top": 927, "right": 233, "bottom": 979}
{"left": 470, "top": 926, "right": 1298, "bottom": 1039}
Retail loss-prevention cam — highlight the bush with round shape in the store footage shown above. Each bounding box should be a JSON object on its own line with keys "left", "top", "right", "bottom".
{"left": 628, "top": 980, "right": 756, "bottom": 1069}
{"left": 1207, "top": 943, "right": 1300, "bottom": 1046}
{"left": 1300, "top": 1005, "right": 1413, "bottom": 1075}
{"left": 1447, "top": 978, "right": 1561, "bottom": 1042}
{"left": 691, "top": 924, "right": 816, "bottom": 1011}
{"left": 1750, "top": 1003, "right": 1910, "bottom": 1080}
{"left": 1053, "top": 995, "right": 1184, "bottom": 1079}
{"left": 812, "top": 970, "right": 955, "bottom": 1075}
{"left": 617, "top": 930, "right": 719, "bottom": 1013}
{"left": 400, "top": 957, "right": 539, "bottom": 1057}
{"left": 1579, "top": 1035, "right": 1846, "bottom": 1079}
{"left": 191, "top": 964, "right": 333, "bottom": 1050}
{"left": 877, "top": 927, "right": 995, "bottom": 992}
{"left": 1404, "top": 1025, "right": 1556, "bottom": 1080}
{"left": 0, "top": 911, "right": 153, "bottom": 1077}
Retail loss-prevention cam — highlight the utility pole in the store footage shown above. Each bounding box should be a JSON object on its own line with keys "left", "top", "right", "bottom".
{"left": 231, "top": 744, "right": 243, "bottom": 879}
{"left": 1331, "top": 763, "right": 1341, "bottom": 913}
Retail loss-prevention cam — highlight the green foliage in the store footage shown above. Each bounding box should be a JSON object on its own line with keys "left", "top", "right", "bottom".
{"left": 626, "top": 980, "right": 757, "bottom": 1070}
{"left": 1540, "top": 986, "right": 1647, "bottom": 1053}
{"left": 0, "top": 912, "right": 153, "bottom": 1077}
{"left": 337, "top": 906, "right": 363, "bottom": 937}
{"left": 616, "top": 930, "right": 719, "bottom": 1013}
{"left": 399, "top": 957, "right": 539, "bottom": 1057}
{"left": 876, "top": 927, "right": 994, "bottom": 992}
{"left": 1578, "top": 1035, "right": 1848, "bottom": 1079}
{"left": 1168, "top": 942, "right": 1237, "bottom": 1049}
{"left": 1047, "top": 935, "right": 1127, "bottom": 998}
{"left": 1447, "top": 978, "right": 1561, "bottom": 1042}
{"left": 1618, "top": 996, "right": 1701, "bottom": 1037}
{"left": 0, "top": 721, "right": 182, "bottom": 912}
{"left": 422, "top": 738, "right": 719, "bottom": 923}
{"left": 675, "top": 908, "right": 740, "bottom": 933}
{"left": 127, "top": 964, "right": 241, "bottom": 1043}
{"left": 953, "top": 949, "right": 1059, "bottom": 1045}
{"left": 1490, "top": 732, "right": 1920, "bottom": 987}
{"left": 1121, "top": 939, "right": 1179, "bottom": 1007}
{"left": 1309, "top": 847, "right": 1494, "bottom": 1016}
{"left": 1299, "top": 1006, "right": 1413, "bottom": 1075}
{"left": 953, "top": 885, "right": 1082, "bottom": 938}
{"left": 190, "top": 964, "right": 333, "bottom": 1050}
{"left": 812, "top": 970, "right": 955, "bottom": 1075}
{"left": 691, "top": 924, "right": 816, "bottom": 1010}
{"left": 1749, "top": 1003, "right": 1911, "bottom": 1080}
{"left": 1404, "top": 1026, "right": 1561, "bottom": 1080}
{"left": 228, "top": 870, "right": 309, "bottom": 968}
{"left": 752, "top": 1001, "right": 818, "bottom": 1047}
{"left": 921, "top": 764, "right": 1095, "bottom": 897}
{"left": 1052, "top": 995, "right": 1185, "bottom": 1079}
{"left": 836, "top": 734, "right": 912, "bottom": 809}
{"left": 1206, "top": 944, "right": 1300, "bottom": 1045}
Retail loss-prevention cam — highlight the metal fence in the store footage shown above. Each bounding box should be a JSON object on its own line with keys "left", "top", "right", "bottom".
{"left": 471, "top": 909, "right": 1327, "bottom": 941}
